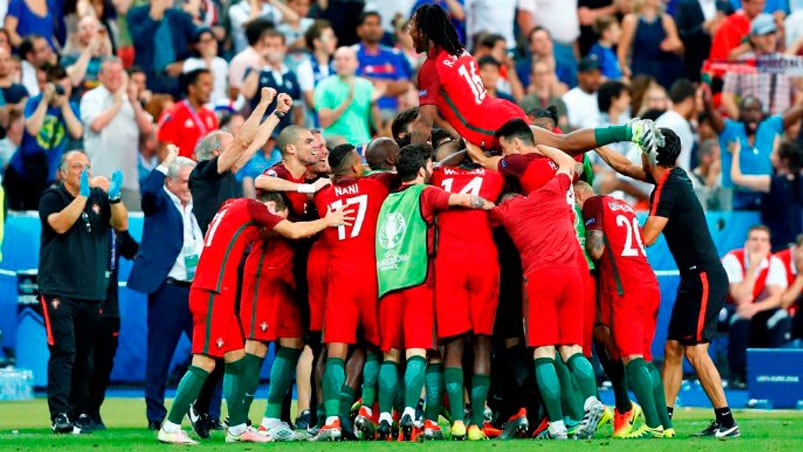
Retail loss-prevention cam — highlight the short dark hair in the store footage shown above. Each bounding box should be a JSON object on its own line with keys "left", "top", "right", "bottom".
{"left": 669, "top": 79, "right": 696, "bottom": 104}
{"left": 245, "top": 18, "right": 275, "bottom": 46}
{"left": 479, "top": 33, "right": 505, "bottom": 49}
{"left": 392, "top": 107, "right": 419, "bottom": 147}
{"left": 127, "top": 65, "right": 146, "bottom": 77}
{"left": 45, "top": 63, "right": 68, "bottom": 82}
{"left": 397, "top": 144, "right": 434, "bottom": 182}
{"left": 305, "top": 19, "right": 333, "bottom": 51}
{"left": 256, "top": 191, "right": 288, "bottom": 211}
{"left": 477, "top": 55, "right": 500, "bottom": 69}
{"left": 358, "top": 11, "right": 381, "bottom": 26}
{"left": 748, "top": 224, "right": 771, "bottom": 236}
{"left": 263, "top": 28, "right": 286, "bottom": 44}
{"left": 329, "top": 143, "right": 357, "bottom": 175}
{"left": 528, "top": 105, "right": 559, "bottom": 130}
{"left": 495, "top": 119, "right": 534, "bottom": 146}
{"left": 597, "top": 80, "right": 627, "bottom": 113}
{"left": 778, "top": 139, "right": 803, "bottom": 173}
{"left": 182, "top": 68, "right": 211, "bottom": 95}
{"left": 641, "top": 108, "right": 665, "bottom": 121}
{"left": 19, "top": 34, "right": 45, "bottom": 61}
{"left": 592, "top": 15, "right": 618, "bottom": 35}
{"left": 656, "top": 127, "right": 681, "bottom": 167}
{"left": 527, "top": 26, "right": 550, "bottom": 44}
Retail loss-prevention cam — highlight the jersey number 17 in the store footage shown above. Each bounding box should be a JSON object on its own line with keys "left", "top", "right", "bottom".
{"left": 329, "top": 195, "right": 368, "bottom": 240}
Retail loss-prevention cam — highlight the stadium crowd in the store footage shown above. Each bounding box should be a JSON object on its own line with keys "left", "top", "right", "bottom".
{"left": 2, "top": 0, "right": 803, "bottom": 445}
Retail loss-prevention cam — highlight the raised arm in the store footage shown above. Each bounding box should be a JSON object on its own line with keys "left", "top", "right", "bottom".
{"left": 728, "top": 139, "right": 771, "bottom": 193}
{"left": 465, "top": 141, "right": 501, "bottom": 170}
{"left": 410, "top": 104, "right": 437, "bottom": 145}
{"left": 537, "top": 144, "right": 577, "bottom": 177}
{"left": 594, "top": 146, "right": 649, "bottom": 182}
{"left": 47, "top": 170, "right": 90, "bottom": 234}
{"left": 217, "top": 87, "right": 276, "bottom": 174}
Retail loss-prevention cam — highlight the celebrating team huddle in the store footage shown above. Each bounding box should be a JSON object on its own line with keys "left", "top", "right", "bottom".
{"left": 157, "top": 4, "right": 739, "bottom": 445}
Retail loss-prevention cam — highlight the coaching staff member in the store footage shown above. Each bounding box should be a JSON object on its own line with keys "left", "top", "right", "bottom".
{"left": 39, "top": 151, "right": 128, "bottom": 434}
{"left": 127, "top": 145, "right": 202, "bottom": 431}
{"left": 595, "top": 127, "right": 740, "bottom": 438}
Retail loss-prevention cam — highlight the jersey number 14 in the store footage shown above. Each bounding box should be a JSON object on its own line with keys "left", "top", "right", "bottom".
{"left": 440, "top": 176, "right": 483, "bottom": 196}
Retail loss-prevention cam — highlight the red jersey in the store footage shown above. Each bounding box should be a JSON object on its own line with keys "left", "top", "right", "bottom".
{"left": 582, "top": 195, "right": 658, "bottom": 296}
{"left": 193, "top": 198, "right": 283, "bottom": 294}
{"left": 313, "top": 173, "right": 395, "bottom": 263}
{"left": 431, "top": 165, "right": 504, "bottom": 245}
{"left": 157, "top": 100, "right": 219, "bottom": 159}
{"left": 418, "top": 47, "right": 527, "bottom": 149}
{"left": 490, "top": 174, "right": 578, "bottom": 274}
{"left": 497, "top": 154, "right": 558, "bottom": 195}
{"left": 262, "top": 162, "right": 309, "bottom": 220}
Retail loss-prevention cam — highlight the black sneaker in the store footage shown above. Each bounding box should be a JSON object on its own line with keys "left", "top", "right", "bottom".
{"left": 400, "top": 414, "right": 414, "bottom": 441}
{"left": 715, "top": 423, "right": 741, "bottom": 438}
{"left": 187, "top": 405, "right": 210, "bottom": 439}
{"left": 499, "top": 408, "right": 529, "bottom": 440}
{"left": 692, "top": 420, "right": 720, "bottom": 437}
{"left": 207, "top": 418, "right": 224, "bottom": 431}
{"left": 89, "top": 412, "right": 106, "bottom": 431}
{"left": 74, "top": 414, "right": 95, "bottom": 434}
{"left": 295, "top": 409, "right": 312, "bottom": 430}
{"left": 51, "top": 413, "right": 75, "bottom": 434}
{"left": 415, "top": 399, "right": 425, "bottom": 425}
{"left": 340, "top": 415, "right": 357, "bottom": 440}
{"left": 377, "top": 419, "right": 392, "bottom": 440}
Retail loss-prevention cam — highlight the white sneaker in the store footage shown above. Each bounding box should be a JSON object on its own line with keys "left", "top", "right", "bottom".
{"left": 226, "top": 426, "right": 273, "bottom": 443}
{"left": 576, "top": 397, "right": 605, "bottom": 439}
{"left": 258, "top": 421, "right": 299, "bottom": 441}
{"left": 157, "top": 427, "right": 199, "bottom": 445}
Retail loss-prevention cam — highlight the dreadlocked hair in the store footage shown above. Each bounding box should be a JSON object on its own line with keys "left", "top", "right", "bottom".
{"left": 413, "top": 4, "right": 464, "bottom": 57}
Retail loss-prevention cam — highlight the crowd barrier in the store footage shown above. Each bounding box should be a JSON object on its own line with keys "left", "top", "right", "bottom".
{"left": 0, "top": 210, "right": 761, "bottom": 387}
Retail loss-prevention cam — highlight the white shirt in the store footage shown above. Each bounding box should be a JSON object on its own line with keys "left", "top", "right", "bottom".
{"left": 466, "top": 0, "right": 517, "bottom": 49}
{"left": 656, "top": 109, "right": 694, "bottom": 172}
{"left": 228, "top": 2, "right": 284, "bottom": 53}
{"left": 722, "top": 252, "right": 788, "bottom": 294}
{"left": 365, "top": 0, "right": 416, "bottom": 33}
{"left": 21, "top": 60, "right": 39, "bottom": 97}
{"left": 562, "top": 87, "right": 599, "bottom": 130}
{"left": 786, "top": 10, "right": 803, "bottom": 49}
{"left": 81, "top": 85, "right": 148, "bottom": 191}
{"left": 699, "top": 0, "right": 716, "bottom": 21}
{"left": 183, "top": 57, "right": 230, "bottom": 107}
{"left": 159, "top": 168, "right": 204, "bottom": 282}
{"left": 295, "top": 57, "right": 332, "bottom": 92}
{"left": 517, "top": 0, "right": 580, "bottom": 44}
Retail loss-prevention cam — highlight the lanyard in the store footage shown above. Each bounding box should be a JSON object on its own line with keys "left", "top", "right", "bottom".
{"left": 183, "top": 100, "right": 208, "bottom": 136}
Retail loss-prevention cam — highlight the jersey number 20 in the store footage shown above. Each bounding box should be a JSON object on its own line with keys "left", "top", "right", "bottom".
{"left": 616, "top": 214, "right": 646, "bottom": 257}
{"left": 329, "top": 195, "right": 368, "bottom": 240}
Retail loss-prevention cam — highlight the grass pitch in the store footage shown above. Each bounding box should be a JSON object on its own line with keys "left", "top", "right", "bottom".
{"left": 0, "top": 397, "right": 801, "bottom": 450}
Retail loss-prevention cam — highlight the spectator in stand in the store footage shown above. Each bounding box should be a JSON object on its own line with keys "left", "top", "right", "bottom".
{"left": 588, "top": 15, "right": 625, "bottom": 81}
{"left": 478, "top": 56, "right": 515, "bottom": 103}
{"left": 516, "top": 27, "right": 571, "bottom": 93}
{"left": 4, "top": 0, "right": 56, "bottom": 50}
{"left": 518, "top": 60, "right": 568, "bottom": 131}
{"left": 82, "top": 58, "right": 154, "bottom": 211}
{"left": 183, "top": 28, "right": 230, "bottom": 109}
{"left": 618, "top": 0, "right": 684, "bottom": 89}
{"left": 777, "top": 235, "right": 803, "bottom": 340}
{"left": 315, "top": 46, "right": 383, "bottom": 145}
{"left": 127, "top": 0, "right": 197, "bottom": 97}
{"left": 465, "top": 0, "right": 516, "bottom": 49}
{"left": 229, "top": 19, "right": 274, "bottom": 103}
{"left": 722, "top": 225, "right": 791, "bottom": 387}
{"left": 62, "top": 16, "right": 114, "bottom": 101}
{"left": 112, "top": 0, "right": 136, "bottom": 67}
{"left": 354, "top": 11, "right": 413, "bottom": 123}
{"left": 517, "top": 0, "right": 580, "bottom": 88}
{"left": 691, "top": 138, "right": 725, "bottom": 210}
{"left": 410, "top": 0, "right": 466, "bottom": 44}
{"left": 4, "top": 65, "right": 83, "bottom": 210}
{"left": 634, "top": 78, "right": 669, "bottom": 115}
{"left": 710, "top": 0, "right": 766, "bottom": 60}
{"left": 0, "top": 47, "right": 28, "bottom": 124}
{"left": 242, "top": 29, "right": 305, "bottom": 129}
{"left": 157, "top": 69, "right": 218, "bottom": 160}
{"left": 656, "top": 79, "right": 697, "bottom": 172}
{"left": 0, "top": 29, "right": 11, "bottom": 53}
{"left": 785, "top": 0, "right": 803, "bottom": 51}
{"left": 729, "top": 138, "right": 803, "bottom": 251}
{"left": 674, "top": 0, "right": 730, "bottom": 82}
{"left": 278, "top": 0, "right": 315, "bottom": 50}
{"left": 393, "top": 16, "right": 424, "bottom": 71}
{"left": 562, "top": 55, "right": 602, "bottom": 130}
{"left": 18, "top": 34, "right": 56, "bottom": 96}
{"left": 229, "top": 0, "right": 296, "bottom": 54}
{"left": 721, "top": 14, "right": 797, "bottom": 118}
{"left": 472, "top": 33, "right": 524, "bottom": 100}
{"left": 128, "top": 66, "right": 152, "bottom": 108}
{"left": 704, "top": 84, "right": 803, "bottom": 210}
{"left": 296, "top": 20, "right": 337, "bottom": 126}
{"left": 577, "top": 0, "right": 622, "bottom": 56}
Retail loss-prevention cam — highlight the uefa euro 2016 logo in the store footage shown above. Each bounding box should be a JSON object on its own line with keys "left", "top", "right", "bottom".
{"left": 379, "top": 213, "right": 406, "bottom": 250}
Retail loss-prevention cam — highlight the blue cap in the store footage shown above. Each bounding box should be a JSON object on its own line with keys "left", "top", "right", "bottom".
{"left": 751, "top": 13, "right": 777, "bottom": 36}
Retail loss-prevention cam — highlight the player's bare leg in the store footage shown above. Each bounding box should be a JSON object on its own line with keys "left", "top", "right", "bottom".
{"left": 261, "top": 337, "right": 304, "bottom": 441}
{"left": 684, "top": 343, "right": 739, "bottom": 437}
{"left": 662, "top": 340, "right": 684, "bottom": 418}
{"left": 399, "top": 348, "right": 428, "bottom": 441}
{"left": 377, "top": 349, "right": 401, "bottom": 440}
{"left": 356, "top": 345, "right": 381, "bottom": 439}
{"left": 443, "top": 336, "right": 467, "bottom": 440}
{"left": 558, "top": 345, "right": 604, "bottom": 439}
{"left": 533, "top": 346, "right": 567, "bottom": 439}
